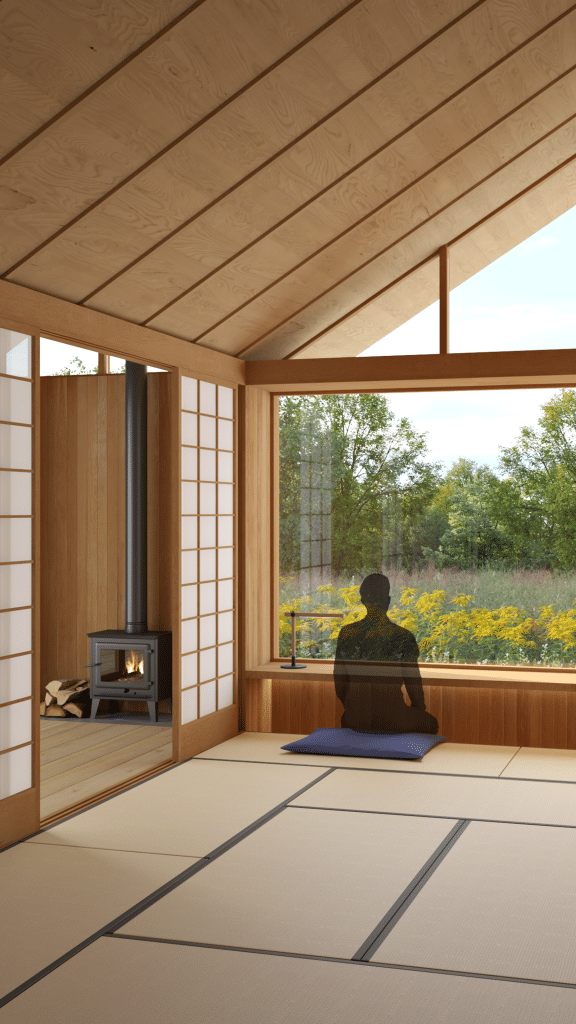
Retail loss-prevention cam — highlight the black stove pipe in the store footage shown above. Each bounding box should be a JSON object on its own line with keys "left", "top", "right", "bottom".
{"left": 125, "top": 361, "right": 147, "bottom": 634}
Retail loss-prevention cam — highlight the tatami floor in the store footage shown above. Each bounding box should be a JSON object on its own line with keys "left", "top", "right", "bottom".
{"left": 3, "top": 734, "right": 576, "bottom": 1021}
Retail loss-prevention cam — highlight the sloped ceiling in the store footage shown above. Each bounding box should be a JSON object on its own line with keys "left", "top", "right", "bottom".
{"left": 1, "top": 0, "right": 575, "bottom": 361}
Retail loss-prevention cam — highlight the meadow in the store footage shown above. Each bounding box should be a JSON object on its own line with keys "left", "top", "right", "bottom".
{"left": 279, "top": 567, "right": 576, "bottom": 666}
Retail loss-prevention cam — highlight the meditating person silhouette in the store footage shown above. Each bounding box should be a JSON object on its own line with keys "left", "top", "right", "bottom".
{"left": 334, "top": 572, "right": 439, "bottom": 734}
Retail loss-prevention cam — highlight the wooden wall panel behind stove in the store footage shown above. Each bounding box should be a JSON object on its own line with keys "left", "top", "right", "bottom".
{"left": 40, "top": 372, "right": 172, "bottom": 708}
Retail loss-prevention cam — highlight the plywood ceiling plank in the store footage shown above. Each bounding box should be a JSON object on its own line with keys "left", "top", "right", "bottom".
{"left": 0, "top": 0, "right": 358, "bottom": 273}
{"left": 143, "top": 86, "right": 576, "bottom": 351}
{"left": 0, "top": 0, "right": 194, "bottom": 154}
{"left": 24, "top": 0, "right": 575, "bottom": 318}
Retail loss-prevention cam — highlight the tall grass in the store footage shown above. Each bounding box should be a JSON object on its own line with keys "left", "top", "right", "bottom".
{"left": 279, "top": 566, "right": 576, "bottom": 666}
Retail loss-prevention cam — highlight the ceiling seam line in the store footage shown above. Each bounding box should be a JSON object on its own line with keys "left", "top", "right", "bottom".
{"left": 0, "top": 0, "right": 373, "bottom": 278}
{"left": 0, "top": 0, "right": 210, "bottom": 169}
{"left": 283, "top": 150, "right": 576, "bottom": 359}
{"left": 137, "top": 53, "right": 576, "bottom": 330}
{"left": 78, "top": 0, "right": 504, "bottom": 305}
{"left": 175, "top": 107, "right": 576, "bottom": 352}
{"left": 235, "top": 120, "right": 576, "bottom": 359}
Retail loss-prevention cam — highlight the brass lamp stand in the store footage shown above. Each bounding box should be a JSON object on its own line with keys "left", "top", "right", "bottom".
{"left": 281, "top": 610, "right": 344, "bottom": 668}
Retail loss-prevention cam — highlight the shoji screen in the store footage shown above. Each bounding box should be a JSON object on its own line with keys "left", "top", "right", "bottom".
{"left": 181, "top": 378, "right": 235, "bottom": 726}
{"left": 0, "top": 331, "right": 33, "bottom": 802}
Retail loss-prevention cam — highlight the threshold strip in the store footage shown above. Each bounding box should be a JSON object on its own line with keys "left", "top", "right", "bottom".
{"left": 352, "top": 820, "right": 469, "bottom": 961}
{"left": 0, "top": 767, "right": 336, "bottom": 1009}
{"left": 105, "top": 933, "right": 576, "bottom": 989}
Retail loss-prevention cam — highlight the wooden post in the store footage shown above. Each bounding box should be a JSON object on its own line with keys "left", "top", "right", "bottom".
{"left": 439, "top": 244, "right": 449, "bottom": 356}
{"left": 98, "top": 353, "right": 109, "bottom": 374}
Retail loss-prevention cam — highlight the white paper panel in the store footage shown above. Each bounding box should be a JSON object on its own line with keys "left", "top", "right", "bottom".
{"left": 181, "top": 652, "right": 197, "bottom": 689}
{"left": 0, "top": 563, "right": 32, "bottom": 611}
{"left": 181, "top": 550, "right": 197, "bottom": 585}
{"left": 0, "top": 698, "right": 32, "bottom": 752}
{"left": 0, "top": 608, "right": 31, "bottom": 657}
{"left": 218, "top": 419, "right": 234, "bottom": 451}
{"left": 0, "top": 470, "right": 31, "bottom": 516}
{"left": 199, "top": 648, "right": 216, "bottom": 683}
{"left": 218, "top": 611, "right": 234, "bottom": 644}
{"left": 217, "top": 516, "right": 234, "bottom": 547}
{"left": 199, "top": 680, "right": 216, "bottom": 717}
{"left": 181, "top": 618, "right": 197, "bottom": 655}
{"left": 181, "top": 376, "right": 197, "bottom": 412}
{"left": 181, "top": 481, "right": 197, "bottom": 515}
{"left": 181, "top": 447, "right": 197, "bottom": 481}
{"left": 0, "top": 518, "right": 32, "bottom": 563}
{"left": 218, "top": 385, "right": 234, "bottom": 419}
{"left": 181, "top": 584, "right": 197, "bottom": 619}
{"left": 0, "top": 653, "right": 32, "bottom": 703}
{"left": 199, "top": 615, "right": 216, "bottom": 649}
{"left": 199, "top": 516, "right": 216, "bottom": 548}
{"left": 0, "top": 743, "right": 31, "bottom": 798}
{"left": 181, "top": 516, "right": 197, "bottom": 550}
{"left": 218, "top": 483, "right": 234, "bottom": 515}
{"left": 181, "top": 412, "right": 197, "bottom": 446}
{"left": 218, "top": 643, "right": 234, "bottom": 676}
{"left": 199, "top": 549, "right": 216, "bottom": 582}
{"left": 199, "top": 449, "right": 216, "bottom": 481}
{"left": 218, "top": 579, "right": 234, "bottom": 611}
{"left": 180, "top": 686, "right": 198, "bottom": 725}
{"left": 0, "top": 331, "right": 31, "bottom": 379}
{"left": 0, "top": 424, "right": 32, "bottom": 470}
{"left": 199, "top": 380, "right": 216, "bottom": 415}
{"left": 199, "top": 581, "right": 216, "bottom": 616}
{"left": 199, "top": 415, "right": 216, "bottom": 449}
{"left": 218, "top": 548, "right": 234, "bottom": 580}
{"left": 217, "top": 451, "right": 234, "bottom": 482}
{"left": 0, "top": 377, "right": 32, "bottom": 424}
{"left": 218, "top": 674, "right": 234, "bottom": 709}
{"left": 199, "top": 482, "right": 216, "bottom": 514}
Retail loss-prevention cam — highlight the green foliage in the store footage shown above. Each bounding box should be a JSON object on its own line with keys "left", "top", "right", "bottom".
{"left": 54, "top": 356, "right": 126, "bottom": 375}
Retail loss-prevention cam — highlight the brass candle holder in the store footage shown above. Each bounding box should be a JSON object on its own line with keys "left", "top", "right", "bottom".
{"left": 281, "top": 610, "right": 344, "bottom": 668}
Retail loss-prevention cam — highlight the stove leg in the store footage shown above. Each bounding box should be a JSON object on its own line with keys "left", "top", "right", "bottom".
{"left": 90, "top": 698, "right": 100, "bottom": 720}
{"left": 147, "top": 700, "right": 157, "bottom": 723}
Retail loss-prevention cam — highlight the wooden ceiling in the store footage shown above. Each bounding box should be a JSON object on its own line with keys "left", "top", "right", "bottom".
{"left": 1, "top": 0, "right": 576, "bottom": 361}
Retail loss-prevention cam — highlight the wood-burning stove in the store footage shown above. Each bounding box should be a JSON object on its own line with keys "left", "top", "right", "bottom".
{"left": 88, "top": 629, "right": 171, "bottom": 721}
{"left": 88, "top": 361, "right": 172, "bottom": 722}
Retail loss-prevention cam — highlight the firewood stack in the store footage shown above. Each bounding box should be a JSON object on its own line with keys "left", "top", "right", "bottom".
{"left": 40, "top": 679, "right": 90, "bottom": 718}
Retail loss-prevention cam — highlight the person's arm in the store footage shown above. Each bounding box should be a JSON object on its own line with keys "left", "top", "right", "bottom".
{"left": 402, "top": 638, "right": 426, "bottom": 710}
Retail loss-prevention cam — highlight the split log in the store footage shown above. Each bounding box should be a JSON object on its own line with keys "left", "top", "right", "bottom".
{"left": 45, "top": 692, "right": 55, "bottom": 706}
{"left": 45, "top": 706, "right": 67, "bottom": 717}
{"left": 56, "top": 684, "right": 90, "bottom": 706}
{"left": 65, "top": 702, "right": 87, "bottom": 718}
{"left": 45, "top": 678, "right": 87, "bottom": 697}
{"left": 40, "top": 701, "right": 46, "bottom": 715}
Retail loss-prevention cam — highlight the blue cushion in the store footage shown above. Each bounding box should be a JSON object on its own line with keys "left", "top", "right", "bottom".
{"left": 281, "top": 728, "right": 446, "bottom": 760}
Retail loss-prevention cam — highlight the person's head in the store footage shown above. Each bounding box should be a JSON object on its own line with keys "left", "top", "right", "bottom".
{"left": 359, "top": 573, "right": 390, "bottom": 611}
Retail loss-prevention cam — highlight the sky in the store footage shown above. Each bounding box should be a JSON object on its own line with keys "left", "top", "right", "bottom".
{"left": 40, "top": 205, "right": 575, "bottom": 474}
{"left": 360, "top": 204, "right": 576, "bottom": 471}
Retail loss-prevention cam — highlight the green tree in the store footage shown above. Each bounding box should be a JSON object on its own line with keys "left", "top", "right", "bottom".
{"left": 54, "top": 356, "right": 126, "bottom": 375}
{"left": 498, "top": 389, "right": 576, "bottom": 569}
{"left": 279, "top": 394, "right": 441, "bottom": 577}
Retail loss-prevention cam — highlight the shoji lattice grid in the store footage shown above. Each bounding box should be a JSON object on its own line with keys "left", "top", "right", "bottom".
{"left": 0, "top": 331, "right": 33, "bottom": 799}
{"left": 181, "top": 378, "right": 235, "bottom": 725}
{"left": 299, "top": 412, "right": 331, "bottom": 597}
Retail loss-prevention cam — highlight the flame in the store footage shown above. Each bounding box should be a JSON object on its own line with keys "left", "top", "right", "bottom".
{"left": 125, "top": 650, "right": 144, "bottom": 675}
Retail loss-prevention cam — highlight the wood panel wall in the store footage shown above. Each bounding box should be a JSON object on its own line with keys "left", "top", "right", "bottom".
{"left": 244, "top": 678, "right": 576, "bottom": 750}
{"left": 39, "top": 373, "right": 172, "bottom": 711}
{"left": 238, "top": 386, "right": 273, "bottom": 728}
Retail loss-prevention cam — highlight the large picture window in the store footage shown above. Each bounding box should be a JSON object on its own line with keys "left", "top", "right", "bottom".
{"left": 279, "top": 388, "right": 576, "bottom": 668}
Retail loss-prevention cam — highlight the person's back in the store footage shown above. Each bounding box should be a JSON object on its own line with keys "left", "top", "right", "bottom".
{"left": 334, "top": 573, "right": 438, "bottom": 735}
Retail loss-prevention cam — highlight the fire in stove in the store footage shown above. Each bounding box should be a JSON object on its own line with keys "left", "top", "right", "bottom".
{"left": 124, "top": 650, "right": 144, "bottom": 677}
{"left": 100, "top": 647, "right": 145, "bottom": 684}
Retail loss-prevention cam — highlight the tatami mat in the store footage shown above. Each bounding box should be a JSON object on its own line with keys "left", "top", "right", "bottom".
{"left": 0, "top": 843, "right": 198, "bottom": 1000}
{"left": 196, "top": 732, "right": 520, "bottom": 775}
{"left": 291, "top": 768, "right": 576, "bottom": 825}
{"left": 501, "top": 746, "right": 576, "bottom": 781}
{"left": 372, "top": 819, "right": 576, "bottom": 985}
{"left": 26, "top": 760, "right": 327, "bottom": 857}
{"left": 115, "top": 807, "right": 455, "bottom": 959}
{"left": 4, "top": 938, "right": 576, "bottom": 1024}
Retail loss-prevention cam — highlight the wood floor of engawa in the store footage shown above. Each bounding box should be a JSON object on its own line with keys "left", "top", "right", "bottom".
{"left": 3, "top": 733, "right": 576, "bottom": 1023}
